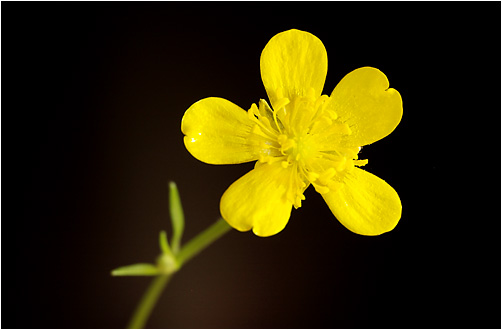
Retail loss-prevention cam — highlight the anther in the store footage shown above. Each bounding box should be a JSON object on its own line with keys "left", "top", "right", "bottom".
{"left": 353, "top": 159, "right": 368, "bottom": 167}
{"left": 313, "top": 184, "right": 330, "bottom": 194}
{"left": 275, "top": 97, "right": 290, "bottom": 110}
{"left": 247, "top": 103, "right": 259, "bottom": 120}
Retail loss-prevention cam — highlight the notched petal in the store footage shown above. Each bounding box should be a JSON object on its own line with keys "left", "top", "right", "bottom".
{"left": 328, "top": 67, "right": 403, "bottom": 147}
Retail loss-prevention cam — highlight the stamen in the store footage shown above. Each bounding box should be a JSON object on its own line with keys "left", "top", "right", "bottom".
{"left": 313, "top": 183, "right": 330, "bottom": 194}
{"left": 247, "top": 103, "right": 259, "bottom": 120}
{"left": 318, "top": 167, "right": 337, "bottom": 184}
{"left": 277, "top": 134, "right": 296, "bottom": 155}
{"left": 251, "top": 122, "right": 277, "bottom": 140}
{"left": 353, "top": 159, "right": 368, "bottom": 167}
{"left": 275, "top": 97, "right": 290, "bottom": 110}
{"left": 248, "top": 104, "right": 280, "bottom": 140}
{"left": 257, "top": 154, "right": 284, "bottom": 165}
{"left": 308, "top": 94, "right": 332, "bottom": 126}
{"left": 314, "top": 94, "right": 330, "bottom": 112}
{"left": 248, "top": 91, "right": 367, "bottom": 210}
{"left": 305, "top": 170, "right": 319, "bottom": 182}
{"left": 272, "top": 98, "right": 289, "bottom": 134}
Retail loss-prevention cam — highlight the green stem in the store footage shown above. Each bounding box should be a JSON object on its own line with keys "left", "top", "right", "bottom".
{"left": 176, "top": 218, "right": 232, "bottom": 267}
{"left": 128, "top": 275, "right": 171, "bottom": 329}
{"left": 127, "top": 218, "right": 232, "bottom": 328}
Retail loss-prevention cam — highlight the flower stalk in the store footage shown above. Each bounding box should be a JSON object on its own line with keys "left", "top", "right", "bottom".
{"left": 127, "top": 274, "right": 172, "bottom": 329}
{"left": 176, "top": 217, "right": 232, "bottom": 267}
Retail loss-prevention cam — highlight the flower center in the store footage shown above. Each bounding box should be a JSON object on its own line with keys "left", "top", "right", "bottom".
{"left": 246, "top": 90, "right": 368, "bottom": 208}
{"left": 277, "top": 133, "right": 315, "bottom": 166}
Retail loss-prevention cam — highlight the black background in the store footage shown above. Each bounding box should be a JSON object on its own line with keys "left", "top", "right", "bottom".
{"left": 2, "top": 2, "right": 500, "bottom": 329}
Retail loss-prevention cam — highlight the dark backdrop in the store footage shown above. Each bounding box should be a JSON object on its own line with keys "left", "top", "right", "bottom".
{"left": 2, "top": 2, "right": 500, "bottom": 329}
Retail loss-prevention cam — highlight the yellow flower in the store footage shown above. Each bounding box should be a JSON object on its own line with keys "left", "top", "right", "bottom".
{"left": 182, "top": 29, "right": 403, "bottom": 237}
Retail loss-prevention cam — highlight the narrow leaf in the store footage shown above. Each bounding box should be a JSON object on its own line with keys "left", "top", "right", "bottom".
{"left": 168, "top": 181, "right": 185, "bottom": 255}
{"left": 111, "top": 263, "right": 160, "bottom": 276}
{"left": 159, "top": 230, "right": 172, "bottom": 256}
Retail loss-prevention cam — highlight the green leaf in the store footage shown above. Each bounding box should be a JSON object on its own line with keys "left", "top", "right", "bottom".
{"left": 168, "top": 181, "right": 185, "bottom": 255}
{"left": 111, "top": 263, "right": 160, "bottom": 276}
{"left": 159, "top": 230, "right": 172, "bottom": 256}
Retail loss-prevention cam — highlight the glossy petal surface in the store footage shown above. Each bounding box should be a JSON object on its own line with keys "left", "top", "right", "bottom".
{"left": 182, "top": 30, "right": 403, "bottom": 237}
{"left": 329, "top": 67, "right": 403, "bottom": 147}
{"left": 182, "top": 97, "right": 257, "bottom": 164}
{"left": 322, "top": 168, "right": 402, "bottom": 236}
{"left": 260, "top": 29, "right": 328, "bottom": 111}
{"left": 220, "top": 162, "right": 294, "bottom": 237}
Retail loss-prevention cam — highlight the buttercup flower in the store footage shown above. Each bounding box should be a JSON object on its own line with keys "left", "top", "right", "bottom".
{"left": 182, "top": 29, "right": 403, "bottom": 237}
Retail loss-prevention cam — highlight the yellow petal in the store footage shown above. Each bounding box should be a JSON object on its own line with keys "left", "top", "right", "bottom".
{"left": 181, "top": 97, "right": 257, "bottom": 164}
{"left": 220, "top": 162, "right": 294, "bottom": 237}
{"left": 260, "top": 29, "right": 327, "bottom": 111}
{"left": 321, "top": 168, "right": 402, "bottom": 236}
{"left": 329, "top": 67, "right": 403, "bottom": 147}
